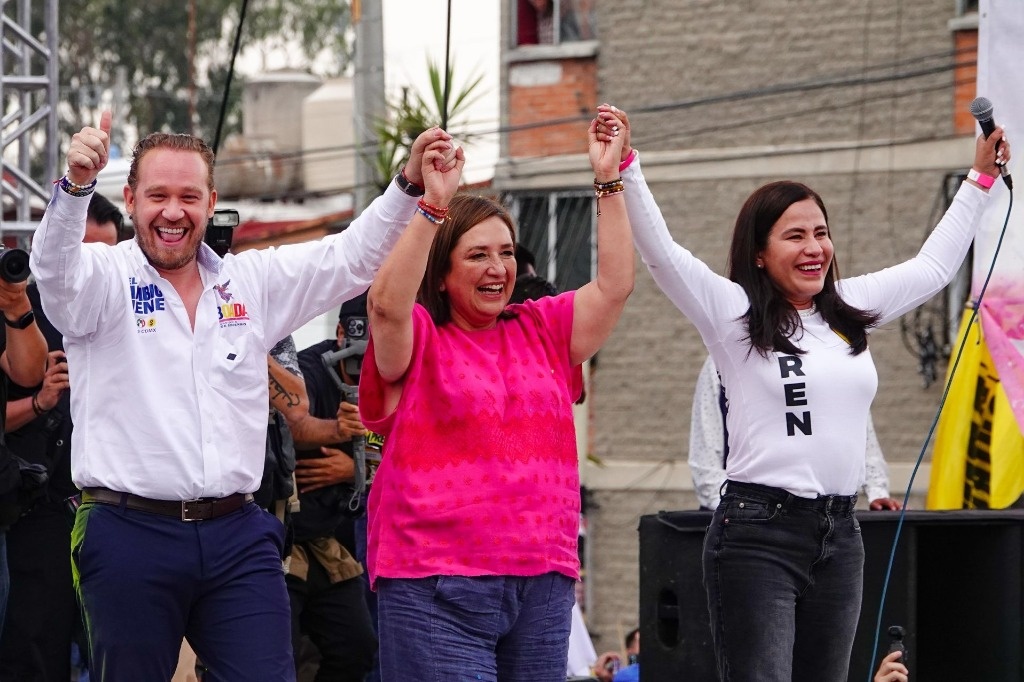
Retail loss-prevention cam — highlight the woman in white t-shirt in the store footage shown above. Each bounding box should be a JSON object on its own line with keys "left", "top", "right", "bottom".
{"left": 599, "top": 103, "right": 1007, "bottom": 681}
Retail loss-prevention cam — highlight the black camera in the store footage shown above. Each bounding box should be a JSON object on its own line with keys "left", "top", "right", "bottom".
{"left": 204, "top": 209, "right": 239, "bottom": 258}
{"left": 0, "top": 246, "right": 31, "bottom": 283}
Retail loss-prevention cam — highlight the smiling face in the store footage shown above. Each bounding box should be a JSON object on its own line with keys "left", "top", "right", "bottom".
{"left": 124, "top": 147, "right": 216, "bottom": 275}
{"left": 756, "top": 198, "right": 833, "bottom": 310}
{"left": 442, "top": 216, "right": 517, "bottom": 331}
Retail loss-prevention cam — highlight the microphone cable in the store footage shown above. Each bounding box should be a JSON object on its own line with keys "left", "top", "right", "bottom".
{"left": 865, "top": 183, "right": 1014, "bottom": 681}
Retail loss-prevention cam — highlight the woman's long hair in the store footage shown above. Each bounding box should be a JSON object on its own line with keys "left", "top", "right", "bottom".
{"left": 418, "top": 194, "right": 518, "bottom": 325}
{"left": 727, "top": 181, "right": 880, "bottom": 357}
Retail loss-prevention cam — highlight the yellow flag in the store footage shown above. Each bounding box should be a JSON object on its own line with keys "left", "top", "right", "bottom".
{"left": 927, "top": 310, "right": 1024, "bottom": 509}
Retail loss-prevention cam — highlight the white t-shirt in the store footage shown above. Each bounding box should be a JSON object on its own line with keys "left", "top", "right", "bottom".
{"left": 624, "top": 156, "right": 988, "bottom": 497}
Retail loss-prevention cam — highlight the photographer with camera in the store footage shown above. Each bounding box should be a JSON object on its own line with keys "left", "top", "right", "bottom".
{"left": 0, "top": 243, "right": 48, "bottom": 631}
{"left": 0, "top": 191, "right": 120, "bottom": 682}
{"left": 283, "top": 292, "right": 377, "bottom": 682}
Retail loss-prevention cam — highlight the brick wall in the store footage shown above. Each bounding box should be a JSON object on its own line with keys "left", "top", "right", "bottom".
{"left": 508, "top": 57, "right": 597, "bottom": 158}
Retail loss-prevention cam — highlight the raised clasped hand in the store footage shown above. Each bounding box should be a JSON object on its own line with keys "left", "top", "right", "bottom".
{"left": 420, "top": 134, "right": 465, "bottom": 209}
{"left": 589, "top": 107, "right": 626, "bottom": 183}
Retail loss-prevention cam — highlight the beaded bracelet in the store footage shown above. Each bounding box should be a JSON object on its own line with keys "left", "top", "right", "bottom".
{"left": 593, "top": 178, "right": 625, "bottom": 216}
{"left": 416, "top": 206, "right": 446, "bottom": 225}
{"left": 416, "top": 198, "right": 449, "bottom": 221}
{"left": 58, "top": 175, "right": 97, "bottom": 197}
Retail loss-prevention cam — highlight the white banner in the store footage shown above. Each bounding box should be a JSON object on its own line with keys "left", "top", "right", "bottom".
{"left": 975, "top": 1, "right": 1024, "bottom": 430}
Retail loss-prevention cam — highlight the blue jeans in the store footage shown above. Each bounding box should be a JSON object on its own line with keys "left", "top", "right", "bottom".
{"left": 703, "top": 481, "right": 864, "bottom": 682}
{"left": 377, "top": 572, "right": 574, "bottom": 682}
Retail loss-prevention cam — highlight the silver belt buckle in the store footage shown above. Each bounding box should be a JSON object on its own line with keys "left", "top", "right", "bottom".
{"left": 181, "top": 498, "right": 207, "bottom": 522}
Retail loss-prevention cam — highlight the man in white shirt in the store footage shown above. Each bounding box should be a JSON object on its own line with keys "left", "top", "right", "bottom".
{"left": 30, "top": 112, "right": 452, "bottom": 681}
{"left": 689, "top": 355, "right": 903, "bottom": 511}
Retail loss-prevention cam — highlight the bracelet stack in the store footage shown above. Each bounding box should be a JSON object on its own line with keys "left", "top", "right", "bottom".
{"left": 416, "top": 199, "right": 449, "bottom": 225}
{"left": 58, "top": 174, "right": 97, "bottom": 197}
{"left": 594, "top": 178, "right": 625, "bottom": 216}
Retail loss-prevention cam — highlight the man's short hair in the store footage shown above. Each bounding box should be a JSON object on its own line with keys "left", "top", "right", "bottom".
{"left": 87, "top": 192, "right": 123, "bottom": 234}
{"left": 509, "top": 273, "right": 557, "bottom": 304}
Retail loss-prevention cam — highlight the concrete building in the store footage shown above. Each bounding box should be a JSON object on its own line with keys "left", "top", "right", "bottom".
{"left": 495, "top": 0, "right": 980, "bottom": 652}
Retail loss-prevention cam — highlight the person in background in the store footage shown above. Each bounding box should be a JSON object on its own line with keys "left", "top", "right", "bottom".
{"left": 611, "top": 628, "right": 639, "bottom": 682}
{"left": 689, "top": 354, "right": 902, "bottom": 511}
{"left": 30, "top": 111, "right": 448, "bottom": 681}
{"left": 360, "top": 106, "right": 633, "bottom": 680}
{"left": 611, "top": 100, "right": 1007, "bottom": 681}
{"left": 0, "top": 257, "right": 48, "bottom": 632}
{"left": 285, "top": 295, "right": 378, "bottom": 682}
{"left": 0, "top": 192, "right": 120, "bottom": 682}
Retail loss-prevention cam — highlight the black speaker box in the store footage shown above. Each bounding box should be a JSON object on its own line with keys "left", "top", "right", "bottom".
{"left": 639, "top": 509, "right": 1024, "bottom": 681}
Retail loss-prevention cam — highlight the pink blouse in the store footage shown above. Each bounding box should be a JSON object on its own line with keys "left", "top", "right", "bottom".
{"left": 360, "top": 292, "right": 584, "bottom": 587}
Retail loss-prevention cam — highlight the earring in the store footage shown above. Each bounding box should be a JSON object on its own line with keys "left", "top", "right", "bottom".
{"left": 756, "top": 263, "right": 764, "bottom": 269}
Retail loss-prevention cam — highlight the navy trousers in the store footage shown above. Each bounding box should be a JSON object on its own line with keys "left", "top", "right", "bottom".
{"left": 72, "top": 499, "right": 294, "bottom": 682}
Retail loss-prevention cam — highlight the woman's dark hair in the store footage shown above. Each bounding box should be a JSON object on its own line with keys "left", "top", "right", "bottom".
{"left": 418, "top": 193, "right": 517, "bottom": 325}
{"left": 727, "top": 180, "right": 880, "bottom": 357}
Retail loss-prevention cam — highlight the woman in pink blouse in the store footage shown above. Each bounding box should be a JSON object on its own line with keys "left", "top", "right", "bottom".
{"left": 359, "top": 110, "right": 633, "bottom": 681}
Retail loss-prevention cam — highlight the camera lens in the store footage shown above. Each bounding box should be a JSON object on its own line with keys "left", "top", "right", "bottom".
{"left": 0, "top": 248, "right": 30, "bottom": 283}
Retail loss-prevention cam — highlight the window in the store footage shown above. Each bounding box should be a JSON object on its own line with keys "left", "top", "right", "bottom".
{"left": 956, "top": 0, "right": 979, "bottom": 15}
{"left": 505, "top": 190, "right": 594, "bottom": 292}
{"left": 515, "top": 0, "right": 596, "bottom": 47}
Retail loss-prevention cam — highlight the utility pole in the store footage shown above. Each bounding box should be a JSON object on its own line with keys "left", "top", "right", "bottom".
{"left": 352, "top": 0, "right": 386, "bottom": 215}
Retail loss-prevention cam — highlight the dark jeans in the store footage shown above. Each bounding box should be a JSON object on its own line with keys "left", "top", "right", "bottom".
{"left": 286, "top": 554, "right": 376, "bottom": 682}
{"left": 376, "top": 572, "right": 574, "bottom": 682}
{"left": 703, "top": 480, "right": 864, "bottom": 682}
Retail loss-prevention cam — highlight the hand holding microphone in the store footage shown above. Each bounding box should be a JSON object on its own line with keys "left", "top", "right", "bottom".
{"left": 970, "top": 97, "right": 1013, "bottom": 190}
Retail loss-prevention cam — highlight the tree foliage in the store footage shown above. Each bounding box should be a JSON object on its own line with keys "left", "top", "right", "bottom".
{"left": 371, "top": 58, "right": 486, "bottom": 194}
{"left": 57, "top": 0, "right": 353, "bottom": 143}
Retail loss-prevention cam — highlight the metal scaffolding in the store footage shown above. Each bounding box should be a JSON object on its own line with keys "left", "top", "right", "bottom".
{"left": 1, "top": 0, "right": 59, "bottom": 239}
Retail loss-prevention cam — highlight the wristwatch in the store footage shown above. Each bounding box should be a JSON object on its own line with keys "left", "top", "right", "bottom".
{"left": 4, "top": 309, "right": 35, "bottom": 329}
{"left": 395, "top": 169, "right": 425, "bottom": 197}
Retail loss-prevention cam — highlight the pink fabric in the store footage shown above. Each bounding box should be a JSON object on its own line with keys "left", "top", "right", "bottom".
{"left": 360, "top": 292, "right": 584, "bottom": 587}
{"left": 980, "top": 297, "right": 1024, "bottom": 432}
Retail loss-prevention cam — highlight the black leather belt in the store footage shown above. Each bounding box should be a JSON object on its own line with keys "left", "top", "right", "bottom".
{"left": 82, "top": 487, "right": 253, "bottom": 522}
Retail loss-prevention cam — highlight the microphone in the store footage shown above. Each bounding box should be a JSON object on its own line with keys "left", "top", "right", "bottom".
{"left": 969, "top": 96, "right": 1013, "bottom": 190}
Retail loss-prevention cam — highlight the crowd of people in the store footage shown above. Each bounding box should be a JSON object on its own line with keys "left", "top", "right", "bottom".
{"left": 0, "top": 91, "right": 1004, "bottom": 681}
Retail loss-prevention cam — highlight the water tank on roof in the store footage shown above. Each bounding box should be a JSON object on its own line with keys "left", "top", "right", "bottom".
{"left": 217, "top": 71, "right": 323, "bottom": 198}
{"left": 302, "top": 78, "right": 356, "bottom": 196}
{"left": 243, "top": 71, "right": 323, "bottom": 153}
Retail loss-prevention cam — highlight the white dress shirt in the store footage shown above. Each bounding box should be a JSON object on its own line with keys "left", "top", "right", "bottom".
{"left": 31, "top": 180, "right": 415, "bottom": 500}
